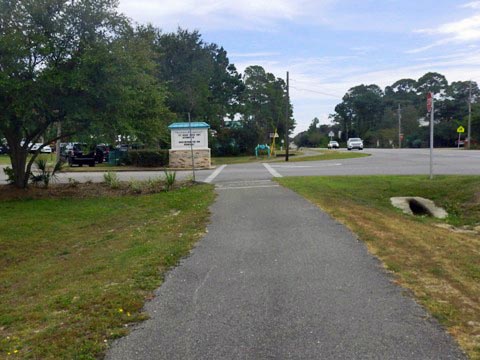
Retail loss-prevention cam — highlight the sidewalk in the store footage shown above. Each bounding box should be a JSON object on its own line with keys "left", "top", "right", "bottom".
{"left": 107, "top": 180, "right": 465, "bottom": 359}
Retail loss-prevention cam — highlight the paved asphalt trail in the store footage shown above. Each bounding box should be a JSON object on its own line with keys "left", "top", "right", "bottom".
{"left": 107, "top": 166, "right": 466, "bottom": 359}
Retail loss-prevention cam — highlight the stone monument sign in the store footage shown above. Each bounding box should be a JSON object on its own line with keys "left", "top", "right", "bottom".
{"left": 168, "top": 122, "right": 211, "bottom": 169}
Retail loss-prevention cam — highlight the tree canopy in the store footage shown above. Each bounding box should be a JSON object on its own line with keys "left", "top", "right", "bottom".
{"left": 330, "top": 72, "right": 479, "bottom": 148}
{"left": 1, "top": 1, "right": 295, "bottom": 187}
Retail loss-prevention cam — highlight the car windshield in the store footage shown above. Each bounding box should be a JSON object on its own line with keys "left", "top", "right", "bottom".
{"left": 350, "top": 138, "right": 361, "bottom": 141}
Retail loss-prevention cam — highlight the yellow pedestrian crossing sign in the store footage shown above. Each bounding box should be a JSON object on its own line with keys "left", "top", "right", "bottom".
{"left": 457, "top": 126, "right": 465, "bottom": 133}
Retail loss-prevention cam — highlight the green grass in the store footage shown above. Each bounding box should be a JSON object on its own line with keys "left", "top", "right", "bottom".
{"left": 287, "top": 150, "right": 370, "bottom": 162}
{"left": 0, "top": 155, "right": 10, "bottom": 165}
{"left": 0, "top": 154, "right": 56, "bottom": 166}
{"left": 278, "top": 175, "right": 480, "bottom": 359}
{"left": 0, "top": 185, "right": 215, "bottom": 359}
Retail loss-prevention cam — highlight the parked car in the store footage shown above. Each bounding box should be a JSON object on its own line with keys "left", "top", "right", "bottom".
{"left": 32, "top": 143, "right": 53, "bottom": 153}
{"left": 0, "top": 145, "right": 9, "bottom": 154}
{"left": 327, "top": 141, "right": 339, "bottom": 149}
{"left": 347, "top": 138, "right": 364, "bottom": 150}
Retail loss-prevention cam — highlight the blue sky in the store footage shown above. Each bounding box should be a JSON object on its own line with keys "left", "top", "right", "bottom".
{"left": 119, "top": 0, "right": 480, "bottom": 134}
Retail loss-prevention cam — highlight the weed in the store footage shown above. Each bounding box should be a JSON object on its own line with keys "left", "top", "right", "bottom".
{"left": 164, "top": 170, "right": 176, "bottom": 191}
{"left": 146, "top": 176, "right": 163, "bottom": 190}
{"left": 67, "top": 177, "right": 79, "bottom": 188}
{"left": 103, "top": 172, "right": 120, "bottom": 189}
{"left": 128, "top": 179, "right": 143, "bottom": 194}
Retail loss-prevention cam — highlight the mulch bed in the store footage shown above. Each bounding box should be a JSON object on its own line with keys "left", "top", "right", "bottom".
{"left": 0, "top": 181, "right": 190, "bottom": 201}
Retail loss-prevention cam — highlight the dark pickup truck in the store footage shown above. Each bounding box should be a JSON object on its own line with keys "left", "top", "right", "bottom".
{"left": 64, "top": 143, "right": 96, "bottom": 167}
{"left": 67, "top": 151, "right": 95, "bottom": 167}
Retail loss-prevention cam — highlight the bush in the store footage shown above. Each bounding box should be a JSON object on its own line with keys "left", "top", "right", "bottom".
{"left": 125, "top": 150, "right": 169, "bottom": 167}
{"left": 103, "top": 172, "right": 120, "bottom": 189}
{"left": 3, "top": 167, "right": 15, "bottom": 184}
{"left": 29, "top": 159, "right": 63, "bottom": 188}
{"left": 164, "top": 170, "right": 176, "bottom": 191}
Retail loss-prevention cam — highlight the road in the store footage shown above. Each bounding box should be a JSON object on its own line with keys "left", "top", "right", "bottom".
{"left": 107, "top": 165, "right": 466, "bottom": 359}
{"left": 1, "top": 148, "right": 479, "bottom": 184}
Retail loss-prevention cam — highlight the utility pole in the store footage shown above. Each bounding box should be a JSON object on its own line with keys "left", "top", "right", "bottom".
{"left": 467, "top": 80, "right": 472, "bottom": 150}
{"left": 398, "top": 104, "right": 402, "bottom": 149}
{"left": 285, "top": 71, "right": 290, "bottom": 162}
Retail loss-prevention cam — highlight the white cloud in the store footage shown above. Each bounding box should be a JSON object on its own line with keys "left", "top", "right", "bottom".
{"left": 118, "top": 0, "right": 332, "bottom": 31}
{"left": 410, "top": 13, "right": 480, "bottom": 52}
{"left": 461, "top": 1, "right": 480, "bottom": 9}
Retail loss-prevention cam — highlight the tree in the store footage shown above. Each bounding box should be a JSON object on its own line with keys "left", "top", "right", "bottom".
{"left": 0, "top": 0, "right": 169, "bottom": 187}
{"left": 154, "top": 28, "right": 243, "bottom": 129}
{"left": 333, "top": 84, "right": 384, "bottom": 142}
{"left": 241, "top": 65, "right": 294, "bottom": 147}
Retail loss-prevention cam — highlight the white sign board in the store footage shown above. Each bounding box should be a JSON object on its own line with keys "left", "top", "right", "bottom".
{"left": 171, "top": 129, "right": 209, "bottom": 150}
{"left": 328, "top": 131, "right": 334, "bottom": 137}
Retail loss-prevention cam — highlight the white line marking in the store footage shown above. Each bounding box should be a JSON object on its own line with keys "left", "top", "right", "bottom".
{"left": 271, "top": 165, "right": 313, "bottom": 168}
{"left": 263, "top": 163, "right": 283, "bottom": 178}
{"left": 204, "top": 165, "right": 227, "bottom": 183}
{"left": 216, "top": 185, "right": 280, "bottom": 190}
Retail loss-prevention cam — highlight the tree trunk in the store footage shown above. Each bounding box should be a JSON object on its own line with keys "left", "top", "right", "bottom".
{"left": 8, "top": 142, "right": 29, "bottom": 188}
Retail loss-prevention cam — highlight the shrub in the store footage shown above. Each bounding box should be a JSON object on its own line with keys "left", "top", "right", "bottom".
{"left": 3, "top": 167, "right": 15, "bottom": 184}
{"left": 128, "top": 179, "right": 143, "bottom": 193}
{"left": 125, "top": 150, "right": 169, "bottom": 167}
{"left": 146, "top": 176, "right": 163, "bottom": 190}
{"left": 30, "top": 159, "right": 63, "bottom": 188}
{"left": 103, "top": 172, "right": 120, "bottom": 189}
{"left": 164, "top": 170, "right": 176, "bottom": 191}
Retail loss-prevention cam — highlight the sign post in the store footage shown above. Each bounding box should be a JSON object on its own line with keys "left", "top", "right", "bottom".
{"left": 457, "top": 125, "right": 465, "bottom": 149}
{"left": 427, "top": 92, "right": 434, "bottom": 179}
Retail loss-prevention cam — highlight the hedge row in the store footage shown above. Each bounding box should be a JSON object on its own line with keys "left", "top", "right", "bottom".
{"left": 124, "top": 150, "right": 169, "bottom": 167}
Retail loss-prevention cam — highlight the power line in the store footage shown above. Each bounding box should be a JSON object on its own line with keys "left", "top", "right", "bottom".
{"left": 289, "top": 85, "right": 342, "bottom": 99}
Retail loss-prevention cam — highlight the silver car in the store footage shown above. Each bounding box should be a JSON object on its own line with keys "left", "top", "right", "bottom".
{"left": 347, "top": 138, "right": 363, "bottom": 150}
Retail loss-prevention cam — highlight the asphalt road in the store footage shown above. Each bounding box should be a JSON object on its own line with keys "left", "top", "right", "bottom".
{"left": 1, "top": 148, "right": 480, "bottom": 184}
{"left": 107, "top": 177, "right": 466, "bottom": 359}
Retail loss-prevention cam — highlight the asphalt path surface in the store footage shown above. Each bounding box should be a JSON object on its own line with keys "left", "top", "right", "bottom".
{"left": 106, "top": 157, "right": 467, "bottom": 359}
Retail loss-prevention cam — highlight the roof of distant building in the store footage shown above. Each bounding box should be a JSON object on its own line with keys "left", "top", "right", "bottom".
{"left": 168, "top": 122, "right": 210, "bottom": 129}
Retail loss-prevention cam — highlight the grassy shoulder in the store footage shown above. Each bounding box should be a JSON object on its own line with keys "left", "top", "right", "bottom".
{"left": 0, "top": 154, "right": 57, "bottom": 166}
{"left": 0, "top": 183, "right": 215, "bottom": 359}
{"left": 211, "top": 150, "right": 366, "bottom": 165}
{"left": 277, "top": 175, "right": 480, "bottom": 359}
{"left": 286, "top": 150, "right": 369, "bottom": 162}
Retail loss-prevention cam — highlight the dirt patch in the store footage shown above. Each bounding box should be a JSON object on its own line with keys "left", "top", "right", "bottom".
{"left": 0, "top": 181, "right": 192, "bottom": 201}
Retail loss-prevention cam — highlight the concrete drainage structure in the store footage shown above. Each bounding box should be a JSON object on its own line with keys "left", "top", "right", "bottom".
{"left": 390, "top": 197, "right": 448, "bottom": 219}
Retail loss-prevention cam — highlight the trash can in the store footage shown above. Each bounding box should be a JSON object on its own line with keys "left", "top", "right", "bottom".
{"left": 108, "top": 149, "right": 121, "bottom": 165}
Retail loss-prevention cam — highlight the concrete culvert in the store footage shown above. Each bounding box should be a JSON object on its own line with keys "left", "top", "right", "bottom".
{"left": 390, "top": 197, "right": 448, "bottom": 219}
{"left": 408, "top": 198, "right": 433, "bottom": 216}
